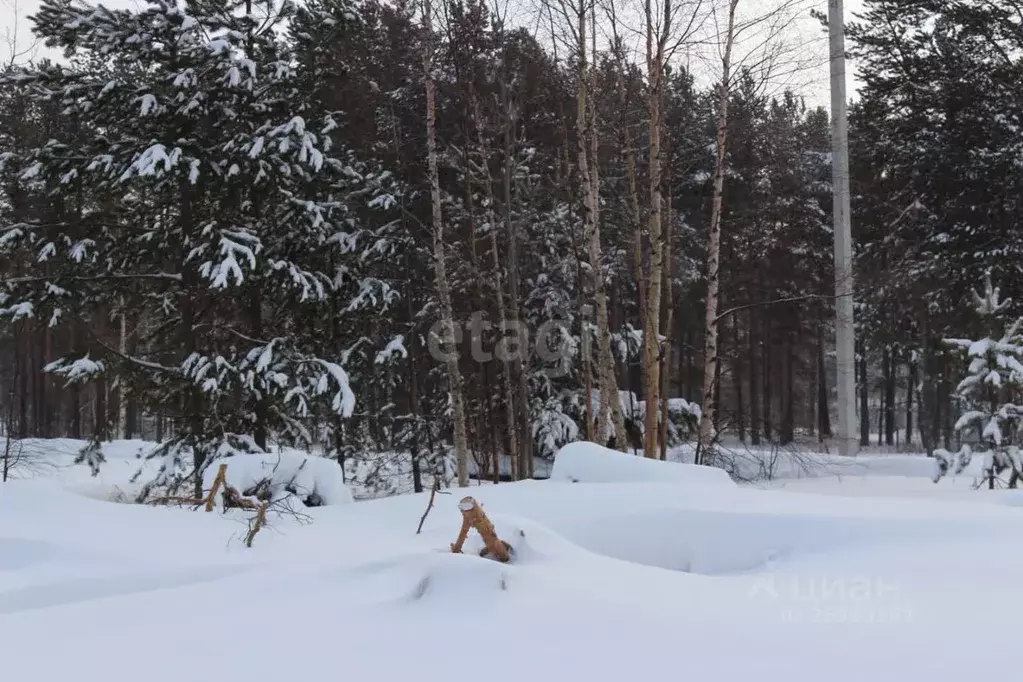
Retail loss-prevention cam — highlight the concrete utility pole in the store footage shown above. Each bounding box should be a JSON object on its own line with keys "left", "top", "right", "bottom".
{"left": 829, "top": 0, "right": 857, "bottom": 456}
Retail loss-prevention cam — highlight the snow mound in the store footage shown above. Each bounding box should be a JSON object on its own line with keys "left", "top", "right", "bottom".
{"left": 410, "top": 516, "right": 612, "bottom": 602}
{"left": 0, "top": 537, "right": 78, "bottom": 571}
{"left": 490, "top": 515, "right": 604, "bottom": 566}
{"left": 410, "top": 553, "right": 511, "bottom": 601}
{"left": 998, "top": 490, "right": 1023, "bottom": 507}
{"left": 550, "top": 441, "right": 735, "bottom": 487}
{"left": 203, "top": 451, "right": 352, "bottom": 506}
{"left": 0, "top": 564, "right": 245, "bottom": 616}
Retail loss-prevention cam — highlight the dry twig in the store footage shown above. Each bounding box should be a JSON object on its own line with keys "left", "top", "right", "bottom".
{"left": 416, "top": 477, "right": 449, "bottom": 534}
{"left": 416, "top": 480, "right": 439, "bottom": 535}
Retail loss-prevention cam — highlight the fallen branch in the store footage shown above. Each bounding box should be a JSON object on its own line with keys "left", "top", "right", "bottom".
{"left": 244, "top": 503, "right": 268, "bottom": 547}
{"left": 227, "top": 492, "right": 312, "bottom": 549}
{"left": 450, "top": 496, "right": 511, "bottom": 562}
{"left": 139, "top": 462, "right": 300, "bottom": 550}
{"left": 149, "top": 463, "right": 230, "bottom": 510}
{"left": 148, "top": 495, "right": 204, "bottom": 507}
{"left": 205, "top": 464, "right": 228, "bottom": 512}
{"left": 222, "top": 484, "right": 262, "bottom": 511}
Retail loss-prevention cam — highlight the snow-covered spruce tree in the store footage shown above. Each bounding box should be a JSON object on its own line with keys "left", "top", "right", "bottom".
{"left": 934, "top": 273, "right": 1023, "bottom": 489}
{"left": 0, "top": 0, "right": 392, "bottom": 499}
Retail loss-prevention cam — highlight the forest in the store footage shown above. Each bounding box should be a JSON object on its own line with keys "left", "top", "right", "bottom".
{"left": 1, "top": 0, "right": 1021, "bottom": 495}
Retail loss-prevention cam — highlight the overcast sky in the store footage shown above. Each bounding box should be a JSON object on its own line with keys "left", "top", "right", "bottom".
{"left": 2, "top": 0, "right": 866, "bottom": 108}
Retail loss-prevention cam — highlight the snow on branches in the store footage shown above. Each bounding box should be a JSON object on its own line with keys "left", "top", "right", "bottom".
{"left": 935, "top": 272, "right": 1023, "bottom": 488}
{"left": 0, "top": 0, "right": 397, "bottom": 496}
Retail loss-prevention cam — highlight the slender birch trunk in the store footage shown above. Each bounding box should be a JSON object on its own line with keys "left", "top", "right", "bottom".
{"left": 658, "top": 176, "right": 673, "bottom": 461}
{"left": 642, "top": 0, "right": 666, "bottom": 457}
{"left": 422, "top": 0, "right": 470, "bottom": 486}
{"left": 574, "top": 0, "right": 622, "bottom": 449}
{"left": 586, "top": 10, "right": 627, "bottom": 451}
{"left": 696, "top": 0, "right": 739, "bottom": 465}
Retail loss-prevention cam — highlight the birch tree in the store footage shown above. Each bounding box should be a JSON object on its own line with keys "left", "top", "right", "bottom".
{"left": 585, "top": 4, "right": 629, "bottom": 451}
{"left": 696, "top": 0, "right": 739, "bottom": 462}
{"left": 422, "top": 0, "right": 472, "bottom": 486}
{"left": 542, "top": 0, "right": 626, "bottom": 449}
{"left": 635, "top": 0, "right": 704, "bottom": 457}
{"left": 695, "top": 0, "right": 809, "bottom": 462}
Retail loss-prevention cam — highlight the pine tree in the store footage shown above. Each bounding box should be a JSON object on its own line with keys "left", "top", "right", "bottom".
{"left": 1, "top": 0, "right": 393, "bottom": 498}
{"left": 935, "top": 273, "right": 1023, "bottom": 488}
{"left": 849, "top": 0, "right": 1023, "bottom": 453}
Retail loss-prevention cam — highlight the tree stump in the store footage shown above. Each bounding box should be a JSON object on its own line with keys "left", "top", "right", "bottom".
{"left": 450, "top": 496, "right": 511, "bottom": 562}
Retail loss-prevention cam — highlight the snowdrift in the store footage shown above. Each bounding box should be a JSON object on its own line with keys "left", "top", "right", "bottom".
{"left": 202, "top": 451, "right": 353, "bottom": 506}
{"left": 7, "top": 437, "right": 1023, "bottom": 682}
{"left": 550, "top": 441, "right": 735, "bottom": 487}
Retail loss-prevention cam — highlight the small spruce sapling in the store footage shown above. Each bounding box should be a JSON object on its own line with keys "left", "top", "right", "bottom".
{"left": 935, "top": 273, "right": 1023, "bottom": 488}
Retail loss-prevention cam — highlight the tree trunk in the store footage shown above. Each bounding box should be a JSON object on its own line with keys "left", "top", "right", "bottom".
{"left": 938, "top": 356, "right": 951, "bottom": 450}
{"left": 817, "top": 326, "right": 832, "bottom": 439}
{"left": 780, "top": 333, "right": 795, "bottom": 445}
{"left": 17, "top": 326, "right": 28, "bottom": 439}
{"left": 471, "top": 89, "right": 520, "bottom": 482}
{"left": 497, "top": 59, "right": 534, "bottom": 478}
{"left": 406, "top": 272, "right": 425, "bottom": 494}
{"left": 876, "top": 388, "right": 883, "bottom": 447}
{"left": 69, "top": 322, "right": 81, "bottom": 439}
{"left": 905, "top": 355, "right": 916, "bottom": 446}
{"left": 685, "top": 329, "right": 695, "bottom": 402}
{"left": 762, "top": 314, "right": 773, "bottom": 443}
{"left": 883, "top": 344, "right": 895, "bottom": 446}
{"left": 858, "top": 341, "right": 870, "bottom": 447}
{"left": 574, "top": 3, "right": 624, "bottom": 453}
{"left": 713, "top": 352, "right": 722, "bottom": 435}
{"left": 748, "top": 308, "right": 761, "bottom": 446}
{"left": 641, "top": 0, "right": 667, "bottom": 459}
{"left": 919, "top": 318, "right": 936, "bottom": 456}
{"left": 733, "top": 314, "right": 745, "bottom": 443}
{"left": 658, "top": 195, "right": 673, "bottom": 461}
{"left": 250, "top": 289, "right": 268, "bottom": 451}
{"left": 95, "top": 376, "right": 108, "bottom": 442}
{"left": 33, "top": 324, "right": 44, "bottom": 437}
{"left": 422, "top": 0, "right": 470, "bottom": 486}
{"left": 117, "top": 297, "right": 128, "bottom": 440}
{"left": 696, "top": 0, "right": 739, "bottom": 464}
{"left": 41, "top": 322, "right": 51, "bottom": 437}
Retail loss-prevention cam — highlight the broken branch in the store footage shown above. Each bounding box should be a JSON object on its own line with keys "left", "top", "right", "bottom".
{"left": 449, "top": 496, "right": 511, "bottom": 562}
{"left": 416, "top": 477, "right": 442, "bottom": 535}
{"left": 205, "top": 464, "right": 228, "bottom": 512}
{"left": 244, "top": 503, "right": 268, "bottom": 548}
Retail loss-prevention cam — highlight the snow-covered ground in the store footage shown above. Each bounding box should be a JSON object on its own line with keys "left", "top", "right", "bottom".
{"left": 1, "top": 439, "right": 1019, "bottom": 681}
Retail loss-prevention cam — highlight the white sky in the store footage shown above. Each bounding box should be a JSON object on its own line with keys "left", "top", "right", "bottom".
{"left": 1, "top": 0, "right": 865, "bottom": 107}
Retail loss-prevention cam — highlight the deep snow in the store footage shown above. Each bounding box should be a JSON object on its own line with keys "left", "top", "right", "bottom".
{"left": 1, "top": 440, "right": 1020, "bottom": 681}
